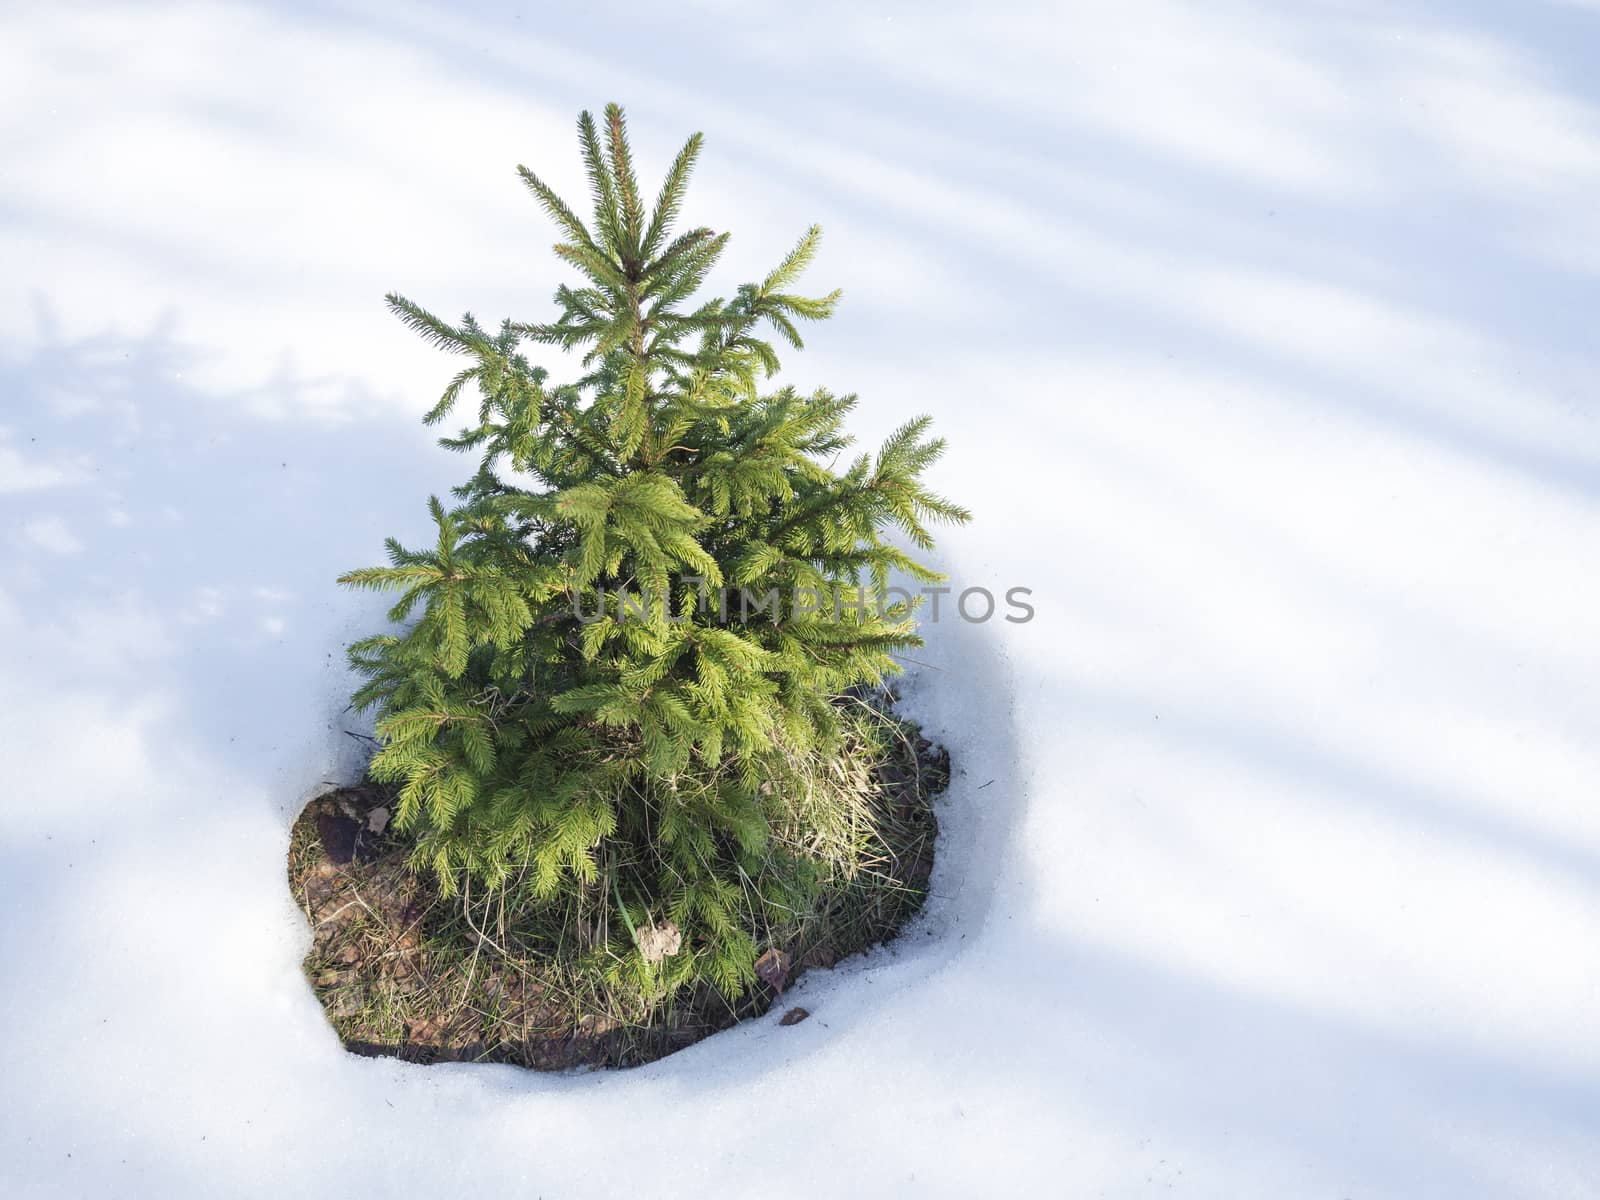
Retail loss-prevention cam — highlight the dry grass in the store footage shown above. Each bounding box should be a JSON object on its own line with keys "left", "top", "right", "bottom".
{"left": 288, "top": 691, "right": 947, "bottom": 1069}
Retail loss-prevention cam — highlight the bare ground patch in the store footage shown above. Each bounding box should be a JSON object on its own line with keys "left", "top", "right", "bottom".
{"left": 289, "top": 702, "right": 948, "bottom": 1070}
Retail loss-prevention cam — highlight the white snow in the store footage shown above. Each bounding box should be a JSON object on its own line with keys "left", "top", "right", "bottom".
{"left": 3, "top": 2, "right": 1598, "bottom": 1196}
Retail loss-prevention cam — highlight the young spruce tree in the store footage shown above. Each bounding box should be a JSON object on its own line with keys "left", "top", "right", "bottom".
{"left": 341, "top": 105, "right": 967, "bottom": 1003}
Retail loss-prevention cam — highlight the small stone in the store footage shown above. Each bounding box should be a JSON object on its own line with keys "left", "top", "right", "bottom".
{"left": 366, "top": 806, "right": 390, "bottom": 834}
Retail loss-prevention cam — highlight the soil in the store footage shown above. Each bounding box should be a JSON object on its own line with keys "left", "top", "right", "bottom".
{"left": 288, "top": 718, "right": 948, "bottom": 1071}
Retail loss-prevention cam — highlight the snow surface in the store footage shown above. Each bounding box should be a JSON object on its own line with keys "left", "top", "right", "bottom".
{"left": 3, "top": 2, "right": 1599, "bottom": 1196}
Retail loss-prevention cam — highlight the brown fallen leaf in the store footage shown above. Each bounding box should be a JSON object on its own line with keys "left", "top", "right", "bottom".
{"left": 779, "top": 1007, "right": 810, "bottom": 1026}
{"left": 754, "top": 947, "right": 791, "bottom": 993}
